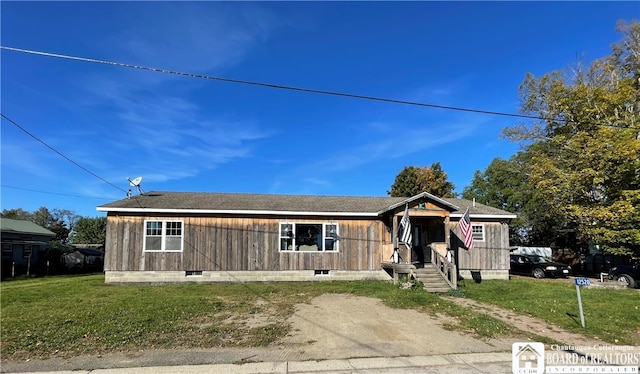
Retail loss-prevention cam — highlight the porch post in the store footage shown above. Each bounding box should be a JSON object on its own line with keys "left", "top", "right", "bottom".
{"left": 392, "top": 214, "right": 398, "bottom": 249}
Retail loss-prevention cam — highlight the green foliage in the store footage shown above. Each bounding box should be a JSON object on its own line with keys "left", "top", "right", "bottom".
{"left": 388, "top": 162, "right": 455, "bottom": 197}
{"left": 388, "top": 166, "right": 422, "bottom": 196}
{"left": 585, "top": 190, "right": 640, "bottom": 255}
{"left": 0, "top": 208, "right": 31, "bottom": 220}
{"left": 71, "top": 217, "right": 107, "bottom": 246}
{"left": 417, "top": 162, "right": 456, "bottom": 198}
{"left": 492, "top": 20, "right": 640, "bottom": 255}
{"left": 463, "top": 152, "right": 570, "bottom": 246}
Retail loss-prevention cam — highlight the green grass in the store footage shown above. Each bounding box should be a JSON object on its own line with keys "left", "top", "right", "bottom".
{"left": 458, "top": 277, "right": 640, "bottom": 346}
{"left": 0, "top": 275, "right": 529, "bottom": 360}
{"left": 5, "top": 275, "right": 632, "bottom": 361}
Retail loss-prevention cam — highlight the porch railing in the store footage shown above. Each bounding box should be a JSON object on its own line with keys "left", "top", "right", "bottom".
{"left": 430, "top": 246, "right": 457, "bottom": 289}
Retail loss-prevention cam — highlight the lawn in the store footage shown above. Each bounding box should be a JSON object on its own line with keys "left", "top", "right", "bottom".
{"left": 2, "top": 274, "right": 636, "bottom": 361}
{"left": 459, "top": 277, "right": 640, "bottom": 346}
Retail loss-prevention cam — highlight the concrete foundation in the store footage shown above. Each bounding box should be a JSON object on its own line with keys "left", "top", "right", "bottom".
{"left": 458, "top": 269, "right": 509, "bottom": 281}
{"left": 105, "top": 270, "right": 392, "bottom": 284}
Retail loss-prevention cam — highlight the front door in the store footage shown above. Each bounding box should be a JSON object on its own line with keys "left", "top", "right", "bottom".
{"left": 411, "top": 224, "right": 428, "bottom": 265}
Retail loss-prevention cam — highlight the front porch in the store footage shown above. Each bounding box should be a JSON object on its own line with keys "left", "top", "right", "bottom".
{"left": 382, "top": 244, "right": 457, "bottom": 292}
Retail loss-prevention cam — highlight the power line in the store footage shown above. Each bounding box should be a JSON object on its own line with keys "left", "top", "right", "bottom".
{"left": 0, "top": 45, "right": 555, "bottom": 122}
{"left": 1, "top": 113, "right": 127, "bottom": 193}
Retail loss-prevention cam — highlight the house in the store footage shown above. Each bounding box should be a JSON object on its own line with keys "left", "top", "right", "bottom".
{"left": 1, "top": 218, "right": 56, "bottom": 278}
{"left": 96, "top": 191, "right": 516, "bottom": 285}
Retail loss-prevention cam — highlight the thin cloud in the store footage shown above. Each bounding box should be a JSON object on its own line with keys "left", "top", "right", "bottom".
{"left": 113, "top": 3, "right": 282, "bottom": 73}
{"left": 1, "top": 143, "right": 58, "bottom": 180}
{"left": 314, "top": 119, "right": 478, "bottom": 172}
{"left": 65, "top": 4, "right": 284, "bottom": 186}
{"left": 268, "top": 115, "right": 483, "bottom": 195}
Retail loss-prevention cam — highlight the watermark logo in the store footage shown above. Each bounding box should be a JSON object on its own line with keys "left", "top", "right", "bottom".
{"left": 513, "top": 342, "right": 639, "bottom": 373}
{"left": 513, "top": 342, "right": 545, "bottom": 374}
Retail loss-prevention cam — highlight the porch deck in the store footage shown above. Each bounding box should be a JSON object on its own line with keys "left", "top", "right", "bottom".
{"left": 381, "top": 260, "right": 456, "bottom": 293}
{"left": 381, "top": 261, "right": 417, "bottom": 284}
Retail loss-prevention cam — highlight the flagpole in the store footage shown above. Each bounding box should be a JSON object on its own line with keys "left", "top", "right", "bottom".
{"left": 453, "top": 207, "right": 472, "bottom": 287}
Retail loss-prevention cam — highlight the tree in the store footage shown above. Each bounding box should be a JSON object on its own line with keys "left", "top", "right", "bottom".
{"left": 463, "top": 154, "right": 532, "bottom": 244}
{"left": 462, "top": 152, "right": 571, "bottom": 246}
{"left": 1, "top": 208, "right": 32, "bottom": 220}
{"left": 416, "top": 162, "right": 456, "bottom": 198}
{"left": 71, "top": 217, "right": 107, "bottom": 246}
{"left": 388, "top": 163, "right": 455, "bottom": 197}
{"left": 503, "top": 20, "right": 640, "bottom": 256}
{"left": 388, "top": 166, "right": 422, "bottom": 197}
{"left": 52, "top": 209, "right": 81, "bottom": 235}
{"left": 31, "top": 206, "right": 71, "bottom": 244}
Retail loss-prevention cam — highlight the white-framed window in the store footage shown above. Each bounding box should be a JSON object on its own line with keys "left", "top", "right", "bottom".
{"left": 472, "top": 225, "right": 485, "bottom": 242}
{"left": 144, "top": 220, "right": 183, "bottom": 252}
{"left": 279, "top": 222, "right": 339, "bottom": 252}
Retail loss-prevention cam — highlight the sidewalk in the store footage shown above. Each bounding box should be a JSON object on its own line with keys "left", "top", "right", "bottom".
{"left": 3, "top": 353, "right": 514, "bottom": 374}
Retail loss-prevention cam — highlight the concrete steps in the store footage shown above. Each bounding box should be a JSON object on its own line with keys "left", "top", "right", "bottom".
{"left": 413, "top": 265, "right": 453, "bottom": 293}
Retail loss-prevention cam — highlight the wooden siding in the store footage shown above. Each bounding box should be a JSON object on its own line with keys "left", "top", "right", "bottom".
{"left": 449, "top": 221, "right": 510, "bottom": 271}
{"left": 105, "top": 215, "right": 387, "bottom": 272}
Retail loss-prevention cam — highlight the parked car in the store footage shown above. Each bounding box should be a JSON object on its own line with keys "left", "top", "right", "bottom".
{"left": 510, "top": 254, "right": 571, "bottom": 279}
{"left": 608, "top": 264, "right": 640, "bottom": 288}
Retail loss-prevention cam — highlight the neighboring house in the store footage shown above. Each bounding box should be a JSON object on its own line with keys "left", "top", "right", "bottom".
{"left": 97, "top": 191, "right": 516, "bottom": 284}
{"left": 1, "top": 218, "right": 56, "bottom": 277}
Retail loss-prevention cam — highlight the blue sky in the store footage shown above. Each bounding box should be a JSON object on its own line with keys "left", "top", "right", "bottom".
{"left": 1, "top": 1, "right": 637, "bottom": 218}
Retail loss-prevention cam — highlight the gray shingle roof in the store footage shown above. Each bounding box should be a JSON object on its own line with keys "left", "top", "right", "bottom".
{"left": 98, "top": 191, "right": 515, "bottom": 217}
{"left": 444, "top": 198, "right": 517, "bottom": 217}
{"left": 99, "top": 191, "right": 406, "bottom": 214}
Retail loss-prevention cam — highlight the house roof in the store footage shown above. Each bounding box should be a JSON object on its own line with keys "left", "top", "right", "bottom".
{"left": 97, "top": 191, "right": 516, "bottom": 218}
{"left": 0, "top": 218, "right": 56, "bottom": 237}
{"left": 444, "top": 198, "right": 518, "bottom": 219}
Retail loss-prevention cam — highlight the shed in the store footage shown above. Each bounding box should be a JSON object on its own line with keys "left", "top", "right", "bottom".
{"left": 1, "top": 218, "right": 56, "bottom": 277}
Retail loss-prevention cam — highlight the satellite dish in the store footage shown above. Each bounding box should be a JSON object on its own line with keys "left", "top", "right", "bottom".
{"left": 128, "top": 176, "right": 143, "bottom": 187}
{"left": 126, "top": 176, "right": 144, "bottom": 195}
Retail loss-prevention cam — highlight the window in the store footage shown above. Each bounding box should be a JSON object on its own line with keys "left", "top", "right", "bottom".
{"left": 472, "top": 225, "right": 484, "bottom": 242}
{"left": 280, "top": 223, "right": 293, "bottom": 251}
{"left": 144, "top": 220, "right": 183, "bottom": 251}
{"left": 23, "top": 245, "right": 32, "bottom": 259}
{"left": 1, "top": 244, "right": 11, "bottom": 258}
{"left": 279, "top": 222, "right": 339, "bottom": 252}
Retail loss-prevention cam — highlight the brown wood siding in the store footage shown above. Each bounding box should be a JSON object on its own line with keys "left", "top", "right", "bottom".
{"left": 448, "top": 221, "right": 510, "bottom": 271}
{"left": 104, "top": 215, "right": 385, "bottom": 272}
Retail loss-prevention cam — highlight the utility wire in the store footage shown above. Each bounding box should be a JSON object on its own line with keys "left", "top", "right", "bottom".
{"left": 1, "top": 45, "right": 557, "bottom": 122}
{"left": 1, "top": 113, "right": 127, "bottom": 193}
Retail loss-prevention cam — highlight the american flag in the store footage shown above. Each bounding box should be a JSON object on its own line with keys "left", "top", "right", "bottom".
{"left": 400, "top": 204, "right": 412, "bottom": 250}
{"left": 459, "top": 208, "right": 474, "bottom": 250}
